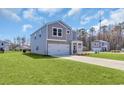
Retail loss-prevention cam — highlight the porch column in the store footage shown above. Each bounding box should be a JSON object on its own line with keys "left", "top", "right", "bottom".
{"left": 76, "top": 42, "right": 78, "bottom": 54}
{"left": 71, "top": 42, "right": 73, "bottom": 55}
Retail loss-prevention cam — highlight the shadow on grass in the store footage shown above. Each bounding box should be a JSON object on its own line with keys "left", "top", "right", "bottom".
{"left": 22, "top": 53, "right": 57, "bottom": 59}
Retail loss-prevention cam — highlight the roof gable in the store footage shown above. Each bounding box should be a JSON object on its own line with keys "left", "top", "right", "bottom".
{"left": 31, "top": 20, "right": 72, "bottom": 36}
{"left": 47, "top": 20, "right": 72, "bottom": 30}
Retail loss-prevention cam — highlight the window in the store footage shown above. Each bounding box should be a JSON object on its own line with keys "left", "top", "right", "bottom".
{"left": 67, "top": 30, "right": 70, "bottom": 34}
{"left": 39, "top": 34, "right": 41, "bottom": 37}
{"left": 78, "top": 43, "right": 81, "bottom": 48}
{"left": 53, "top": 28, "right": 57, "bottom": 36}
{"left": 1, "top": 43, "right": 4, "bottom": 46}
{"left": 52, "top": 27, "right": 63, "bottom": 37}
{"left": 34, "top": 34, "right": 36, "bottom": 39}
{"left": 58, "top": 29, "right": 62, "bottom": 36}
{"left": 102, "top": 42, "right": 104, "bottom": 46}
{"left": 36, "top": 46, "right": 39, "bottom": 51}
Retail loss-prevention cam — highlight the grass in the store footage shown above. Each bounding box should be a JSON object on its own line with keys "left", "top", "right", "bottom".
{"left": 87, "top": 52, "right": 124, "bottom": 61}
{"left": 0, "top": 52, "right": 124, "bottom": 84}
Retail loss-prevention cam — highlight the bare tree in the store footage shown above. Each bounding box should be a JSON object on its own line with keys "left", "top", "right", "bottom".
{"left": 77, "top": 28, "right": 89, "bottom": 50}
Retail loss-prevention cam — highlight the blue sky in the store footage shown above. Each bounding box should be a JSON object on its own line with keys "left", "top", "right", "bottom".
{"left": 0, "top": 8, "right": 124, "bottom": 41}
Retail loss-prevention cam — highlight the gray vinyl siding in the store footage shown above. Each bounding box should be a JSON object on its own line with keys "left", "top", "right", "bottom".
{"left": 47, "top": 22, "right": 72, "bottom": 41}
{"left": 31, "top": 21, "right": 79, "bottom": 55}
{"left": 66, "top": 28, "right": 73, "bottom": 42}
{"left": 31, "top": 25, "right": 47, "bottom": 55}
{"left": 72, "top": 31, "right": 77, "bottom": 40}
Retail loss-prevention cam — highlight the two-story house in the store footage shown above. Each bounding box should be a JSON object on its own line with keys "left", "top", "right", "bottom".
{"left": 31, "top": 20, "right": 83, "bottom": 56}
{"left": 91, "top": 40, "right": 110, "bottom": 52}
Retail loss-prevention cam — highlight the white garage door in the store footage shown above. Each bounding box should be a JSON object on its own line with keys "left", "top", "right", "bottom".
{"left": 48, "top": 43, "right": 70, "bottom": 56}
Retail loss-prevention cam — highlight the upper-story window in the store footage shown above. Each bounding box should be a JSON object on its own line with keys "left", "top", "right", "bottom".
{"left": 52, "top": 27, "right": 63, "bottom": 37}
{"left": 67, "top": 30, "right": 70, "bottom": 34}
{"left": 58, "top": 28, "right": 62, "bottom": 36}
{"left": 53, "top": 28, "right": 57, "bottom": 36}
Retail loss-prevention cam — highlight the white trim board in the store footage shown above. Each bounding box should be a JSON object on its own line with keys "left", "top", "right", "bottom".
{"left": 47, "top": 39, "right": 66, "bottom": 42}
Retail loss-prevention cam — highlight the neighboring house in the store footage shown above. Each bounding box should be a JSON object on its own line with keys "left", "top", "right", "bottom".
{"left": 31, "top": 20, "right": 83, "bottom": 56}
{"left": 91, "top": 40, "right": 110, "bottom": 52}
{"left": 0, "top": 40, "right": 10, "bottom": 51}
{"left": 21, "top": 44, "right": 31, "bottom": 51}
{"left": 15, "top": 44, "right": 30, "bottom": 51}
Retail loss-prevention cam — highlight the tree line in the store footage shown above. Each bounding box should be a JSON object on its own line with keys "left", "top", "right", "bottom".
{"left": 9, "top": 36, "right": 30, "bottom": 50}
{"left": 77, "top": 22, "right": 124, "bottom": 50}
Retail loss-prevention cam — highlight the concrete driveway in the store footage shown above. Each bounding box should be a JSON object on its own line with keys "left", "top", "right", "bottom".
{"left": 58, "top": 55, "right": 124, "bottom": 71}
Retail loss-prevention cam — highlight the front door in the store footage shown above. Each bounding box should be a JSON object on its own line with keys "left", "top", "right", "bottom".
{"left": 71, "top": 41, "right": 83, "bottom": 55}
{"left": 73, "top": 43, "right": 77, "bottom": 54}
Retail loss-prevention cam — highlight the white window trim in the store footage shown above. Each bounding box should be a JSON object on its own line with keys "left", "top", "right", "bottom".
{"left": 52, "top": 27, "right": 63, "bottom": 37}
{"left": 52, "top": 27, "right": 58, "bottom": 37}
{"left": 57, "top": 28, "right": 63, "bottom": 37}
{"left": 47, "top": 39, "right": 66, "bottom": 42}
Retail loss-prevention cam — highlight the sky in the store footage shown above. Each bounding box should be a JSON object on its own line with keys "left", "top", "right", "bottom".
{"left": 0, "top": 8, "right": 124, "bottom": 41}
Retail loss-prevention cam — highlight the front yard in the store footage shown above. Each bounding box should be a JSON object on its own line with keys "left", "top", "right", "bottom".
{"left": 87, "top": 52, "right": 124, "bottom": 61}
{"left": 0, "top": 52, "right": 124, "bottom": 84}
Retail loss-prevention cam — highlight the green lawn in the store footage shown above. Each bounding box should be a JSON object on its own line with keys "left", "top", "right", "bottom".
{"left": 1, "top": 52, "right": 124, "bottom": 84}
{"left": 87, "top": 52, "right": 124, "bottom": 61}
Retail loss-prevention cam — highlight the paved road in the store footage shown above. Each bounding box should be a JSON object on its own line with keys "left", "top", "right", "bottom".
{"left": 58, "top": 55, "right": 124, "bottom": 71}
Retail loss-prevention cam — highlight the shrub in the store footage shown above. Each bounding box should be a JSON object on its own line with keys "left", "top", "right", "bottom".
{"left": 111, "top": 50, "right": 120, "bottom": 53}
{"left": 77, "top": 53, "right": 90, "bottom": 56}
{"left": 23, "top": 49, "right": 26, "bottom": 53}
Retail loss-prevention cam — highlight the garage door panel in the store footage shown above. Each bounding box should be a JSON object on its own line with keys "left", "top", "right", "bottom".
{"left": 48, "top": 43, "right": 69, "bottom": 55}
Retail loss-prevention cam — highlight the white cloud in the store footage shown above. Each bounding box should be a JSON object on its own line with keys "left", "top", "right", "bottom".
{"left": 101, "top": 9, "right": 124, "bottom": 25}
{"left": 92, "top": 25, "right": 100, "bottom": 31}
{"left": 68, "top": 8, "right": 81, "bottom": 16}
{"left": 93, "top": 8, "right": 124, "bottom": 31}
{"left": 64, "top": 8, "right": 81, "bottom": 18}
{"left": 98, "top": 10, "right": 104, "bottom": 16}
{"left": 23, "top": 9, "right": 44, "bottom": 22}
{"left": 80, "top": 15, "right": 96, "bottom": 25}
{"left": 110, "top": 9, "right": 124, "bottom": 23}
{"left": 80, "top": 10, "right": 104, "bottom": 25}
{"left": 0, "top": 9, "right": 21, "bottom": 22}
{"left": 23, "top": 9, "right": 37, "bottom": 20}
{"left": 22, "top": 24, "right": 33, "bottom": 32}
{"left": 38, "top": 8, "right": 63, "bottom": 16}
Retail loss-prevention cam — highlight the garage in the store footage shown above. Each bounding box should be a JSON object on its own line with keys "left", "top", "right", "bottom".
{"left": 48, "top": 43, "right": 70, "bottom": 56}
